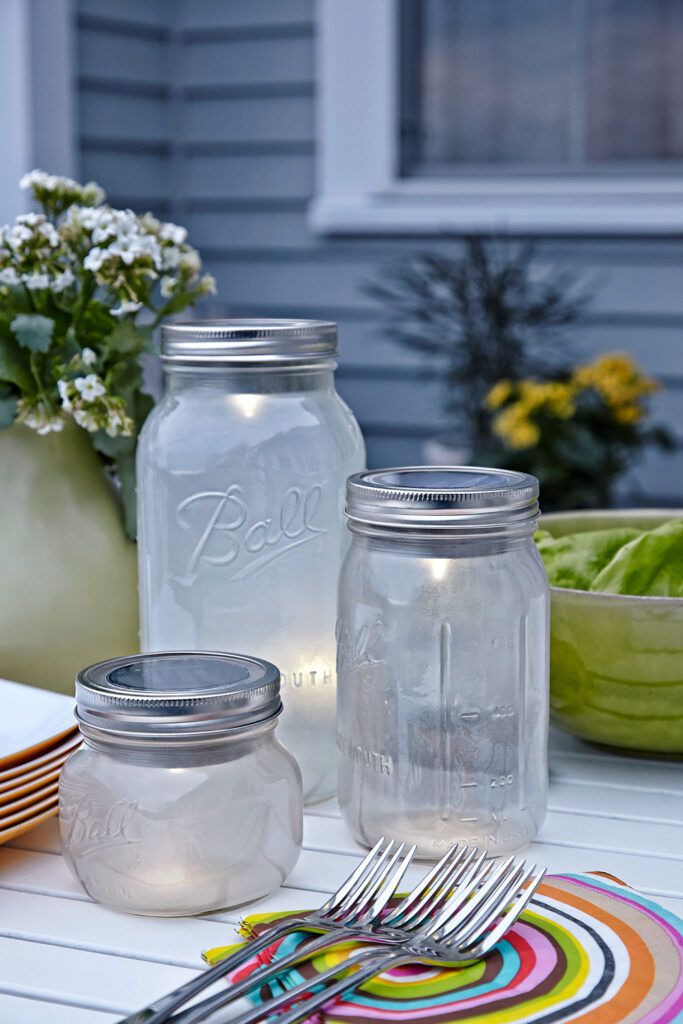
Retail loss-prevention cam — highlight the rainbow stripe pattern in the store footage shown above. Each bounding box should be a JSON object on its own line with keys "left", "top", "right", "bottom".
{"left": 203, "top": 873, "right": 683, "bottom": 1024}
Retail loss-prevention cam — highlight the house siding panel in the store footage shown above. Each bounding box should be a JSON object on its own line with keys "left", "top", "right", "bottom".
{"left": 76, "top": 0, "right": 683, "bottom": 503}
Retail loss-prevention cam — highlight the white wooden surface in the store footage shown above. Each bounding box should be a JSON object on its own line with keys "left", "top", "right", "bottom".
{"left": 0, "top": 729, "right": 681, "bottom": 1023}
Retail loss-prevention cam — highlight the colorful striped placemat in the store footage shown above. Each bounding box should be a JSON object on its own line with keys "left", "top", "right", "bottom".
{"left": 204, "top": 873, "right": 683, "bottom": 1023}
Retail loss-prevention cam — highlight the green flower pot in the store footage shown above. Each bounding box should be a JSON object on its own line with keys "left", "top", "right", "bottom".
{"left": 0, "top": 422, "right": 139, "bottom": 694}
{"left": 542, "top": 509, "right": 683, "bottom": 755}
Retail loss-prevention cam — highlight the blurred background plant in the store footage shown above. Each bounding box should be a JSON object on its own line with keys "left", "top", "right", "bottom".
{"left": 368, "top": 236, "right": 590, "bottom": 450}
{"left": 481, "top": 353, "right": 674, "bottom": 509}
{"left": 0, "top": 170, "right": 215, "bottom": 536}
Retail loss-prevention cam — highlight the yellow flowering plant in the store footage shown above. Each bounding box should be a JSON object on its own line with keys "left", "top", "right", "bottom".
{"left": 482, "top": 354, "right": 673, "bottom": 509}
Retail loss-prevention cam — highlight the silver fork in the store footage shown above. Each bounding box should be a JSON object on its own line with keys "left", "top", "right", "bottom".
{"left": 169, "top": 845, "right": 495, "bottom": 1024}
{"left": 117, "top": 837, "right": 414, "bottom": 1024}
{"left": 187, "top": 857, "right": 545, "bottom": 1024}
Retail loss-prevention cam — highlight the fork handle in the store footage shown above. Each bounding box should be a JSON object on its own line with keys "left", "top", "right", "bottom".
{"left": 170, "top": 930, "right": 358, "bottom": 1024}
{"left": 115, "top": 917, "right": 309, "bottom": 1024}
{"left": 172, "top": 948, "right": 400, "bottom": 1024}
{"left": 267, "top": 950, "right": 407, "bottom": 1024}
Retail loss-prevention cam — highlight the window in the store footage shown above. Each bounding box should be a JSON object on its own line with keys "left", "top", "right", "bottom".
{"left": 314, "top": 0, "right": 683, "bottom": 234}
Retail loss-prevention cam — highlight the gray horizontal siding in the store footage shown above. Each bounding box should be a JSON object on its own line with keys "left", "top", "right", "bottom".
{"left": 177, "top": 0, "right": 313, "bottom": 32}
{"left": 182, "top": 37, "right": 313, "bottom": 86}
{"left": 75, "top": 0, "right": 683, "bottom": 503}
{"left": 78, "top": 0, "right": 170, "bottom": 26}
{"left": 75, "top": 2, "right": 173, "bottom": 211}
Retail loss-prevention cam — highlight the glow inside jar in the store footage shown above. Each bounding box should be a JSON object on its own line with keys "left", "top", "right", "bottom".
{"left": 59, "top": 651, "right": 302, "bottom": 916}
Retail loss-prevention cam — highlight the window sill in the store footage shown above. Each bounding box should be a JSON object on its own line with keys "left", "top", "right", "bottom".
{"left": 310, "top": 185, "right": 683, "bottom": 236}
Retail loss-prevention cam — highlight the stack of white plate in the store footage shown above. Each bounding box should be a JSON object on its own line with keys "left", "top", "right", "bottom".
{"left": 0, "top": 679, "right": 80, "bottom": 845}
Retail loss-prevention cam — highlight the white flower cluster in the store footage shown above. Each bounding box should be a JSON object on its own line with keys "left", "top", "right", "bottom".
{"left": 16, "top": 399, "right": 64, "bottom": 435}
{"left": 54, "top": 350, "right": 134, "bottom": 438}
{"left": 20, "top": 170, "right": 105, "bottom": 207}
{"left": 65, "top": 205, "right": 215, "bottom": 312}
{"left": 1, "top": 170, "right": 215, "bottom": 315}
{"left": 0, "top": 212, "right": 75, "bottom": 293}
{"left": 2, "top": 171, "right": 214, "bottom": 462}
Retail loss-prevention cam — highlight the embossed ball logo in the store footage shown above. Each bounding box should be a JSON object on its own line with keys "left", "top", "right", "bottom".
{"left": 175, "top": 483, "right": 328, "bottom": 581}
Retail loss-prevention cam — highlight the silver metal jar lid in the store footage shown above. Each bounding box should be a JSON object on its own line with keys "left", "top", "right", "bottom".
{"left": 75, "top": 652, "right": 282, "bottom": 742}
{"left": 346, "top": 467, "right": 539, "bottom": 533}
{"left": 162, "top": 319, "right": 337, "bottom": 365}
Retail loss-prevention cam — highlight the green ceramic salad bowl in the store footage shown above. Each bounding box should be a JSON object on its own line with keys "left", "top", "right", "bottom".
{"left": 541, "top": 509, "right": 683, "bottom": 755}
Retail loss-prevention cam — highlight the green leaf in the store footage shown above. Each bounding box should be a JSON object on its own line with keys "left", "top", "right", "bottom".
{"left": 11, "top": 314, "right": 54, "bottom": 352}
{"left": 0, "top": 337, "right": 33, "bottom": 392}
{"left": 91, "top": 430, "right": 135, "bottom": 460}
{"left": 63, "top": 325, "right": 80, "bottom": 361}
{"left": 589, "top": 519, "right": 683, "bottom": 597}
{"left": 537, "top": 527, "right": 641, "bottom": 591}
{"left": 107, "top": 358, "right": 144, "bottom": 400}
{"left": 0, "top": 387, "right": 17, "bottom": 428}
{"left": 133, "top": 389, "right": 154, "bottom": 425}
{"left": 155, "top": 292, "right": 197, "bottom": 318}
{"left": 80, "top": 301, "right": 116, "bottom": 339}
{"left": 106, "top": 320, "right": 151, "bottom": 356}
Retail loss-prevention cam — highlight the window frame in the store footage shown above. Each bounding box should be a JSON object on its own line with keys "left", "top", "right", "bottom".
{"left": 312, "top": 0, "right": 683, "bottom": 236}
{"left": 0, "top": 0, "right": 74, "bottom": 225}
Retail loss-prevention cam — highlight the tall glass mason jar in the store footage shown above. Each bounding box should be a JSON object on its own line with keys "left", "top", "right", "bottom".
{"left": 337, "top": 467, "right": 549, "bottom": 857}
{"left": 137, "top": 320, "right": 365, "bottom": 803}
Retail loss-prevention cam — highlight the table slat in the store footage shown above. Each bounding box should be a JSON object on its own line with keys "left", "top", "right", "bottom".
{"left": 0, "top": 935, "right": 198, "bottom": 1015}
{"left": 0, "top": 889, "right": 234, "bottom": 967}
{"left": 0, "top": 993, "right": 118, "bottom": 1023}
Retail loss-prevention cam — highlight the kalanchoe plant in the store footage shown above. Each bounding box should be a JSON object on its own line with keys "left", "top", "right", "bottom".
{"left": 0, "top": 170, "right": 216, "bottom": 537}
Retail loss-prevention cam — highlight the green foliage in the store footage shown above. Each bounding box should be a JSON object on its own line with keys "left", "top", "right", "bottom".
{"left": 0, "top": 386, "right": 18, "bottom": 428}
{"left": 11, "top": 314, "right": 54, "bottom": 352}
{"left": 481, "top": 354, "right": 674, "bottom": 510}
{"left": 0, "top": 170, "right": 216, "bottom": 537}
{"left": 0, "top": 333, "right": 33, "bottom": 393}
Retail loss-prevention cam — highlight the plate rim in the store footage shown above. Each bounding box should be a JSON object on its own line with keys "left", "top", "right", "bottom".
{"left": 0, "top": 801, "right": 58, "bottom": 844}
{"left": 0, "top": 730, "right": 81, "bottom": 783}
{"left": 0, "top": 790, "right": 60, "bottom": 828}
{"left": 0, "top": 780, "right": 59, "bottom": 818}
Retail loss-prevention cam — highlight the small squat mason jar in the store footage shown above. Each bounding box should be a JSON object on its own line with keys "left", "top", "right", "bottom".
{"left": 137, "top": 320, "right": 365, "bottom": 805}
{"left": 337, "top": 468, "right": 549, "bottom": 858}
{"left": 59, "top": 652, "right": 302, "bottom": 916}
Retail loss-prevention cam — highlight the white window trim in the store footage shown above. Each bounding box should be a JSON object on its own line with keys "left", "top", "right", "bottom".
{"left": 312, "top": 0, "right": 683, "bottom": 236}
{"left": 0, "top": 0, "right": 74, "bottom": 226}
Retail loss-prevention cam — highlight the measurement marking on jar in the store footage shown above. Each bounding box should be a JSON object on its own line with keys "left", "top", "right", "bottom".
{"left": 457, "top": 706, "right": 517, "bottom": 723}
{"left": 460, "top": 817, "right": 479, "bottom": 823}
{"left": 491, "top": 705, "right": 515, "bottom": 719}
{"left": 460, "top": 782, "right": 478, "bottom": 788}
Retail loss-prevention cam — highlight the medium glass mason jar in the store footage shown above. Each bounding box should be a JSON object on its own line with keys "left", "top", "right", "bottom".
{"left": 59, "top": 652, "right": 302, "bottom": 916}
{"left": 337, "top": 468, "right": 549, "bottom": 858}
{"left": 137, "top": 320, "right": 365, "bottom": 804}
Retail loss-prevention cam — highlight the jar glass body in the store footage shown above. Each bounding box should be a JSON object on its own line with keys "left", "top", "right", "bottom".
{"left": 59, "top": 725, "right": 302, "bottom": 916}
{"left": 337, "top": 529, "right": 549, "bottom": 858}
{"left": 137, "top": 364, "right": 365, "bottom": 804}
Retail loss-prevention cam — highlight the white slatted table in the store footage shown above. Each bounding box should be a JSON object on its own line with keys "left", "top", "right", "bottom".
{"left": 0, "top": 729, "right": 681, "bottom": 1023}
